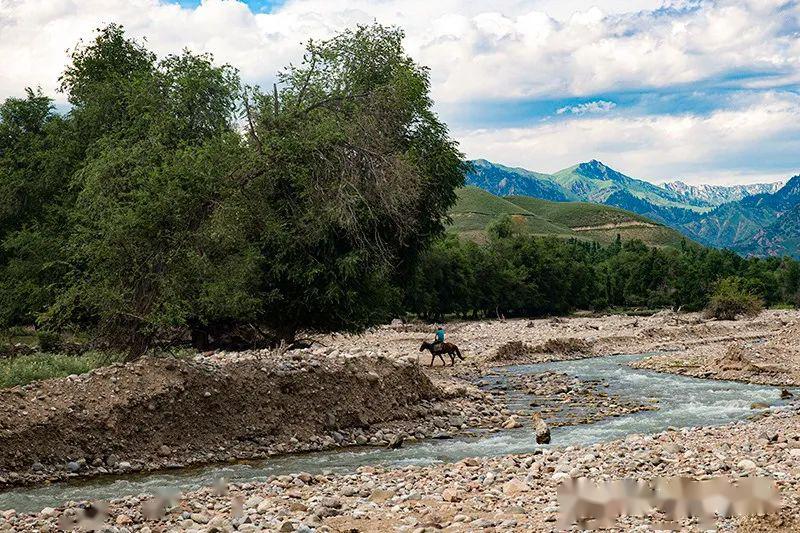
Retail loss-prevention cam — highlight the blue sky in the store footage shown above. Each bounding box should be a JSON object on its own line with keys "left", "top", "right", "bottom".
{"left": 174, "top": 0, "right": 283, "bottom": 11}
{"left": 2, "top": 0, "right": 799, "bottom": 184}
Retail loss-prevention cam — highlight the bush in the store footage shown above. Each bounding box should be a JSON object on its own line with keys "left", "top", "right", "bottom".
{"left": 534, "top": 338, "right": 593, "bottom": 355}
{"left": 704, "top": 277, "right": 763, "bottom": 320}
{"left": 492, "top": 340, "right": 535, "bottom": 360}
{"left": 36, "top": 330, "right": 62, "bottom": 353}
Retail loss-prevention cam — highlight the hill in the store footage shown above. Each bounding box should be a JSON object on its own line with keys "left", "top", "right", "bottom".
{"left": 733, "top": 204, "right": 800, "bottom": 258}
{"left": 550, "top": 160, "right": 704, "bottom": 215}
{"left": 465, "top": 159, "right": 705, "bottom": 229}
{"left": 448, "top": 187, "right": 575, "bottom": 241}
{"left": 683, "top": 176, "right": 800, "bottom": 256}
{"left": 464, "top": 159, "right": 800, "bottom": 258}
{"left": 448, "top": 187, "right": 691, "bottom": 248}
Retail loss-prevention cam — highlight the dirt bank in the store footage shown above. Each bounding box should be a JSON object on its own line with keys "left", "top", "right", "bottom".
{"left": 0, "top": 351, "right": 456, "bottom": 488}
{"left": 633, "top": 313, "right": 800, "bottom": 386}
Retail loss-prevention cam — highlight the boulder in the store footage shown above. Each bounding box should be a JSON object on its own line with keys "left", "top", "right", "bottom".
{"left": 531, "top": 412, "right": 551, "bottom": 444}
{"left": 386, "top": 435, "right": 404, "bottom": 449}
{"left": 502, "top": 478, "right": 529, "bottom": 497}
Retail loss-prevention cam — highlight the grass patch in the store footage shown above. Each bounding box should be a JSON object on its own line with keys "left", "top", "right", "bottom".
{"left": 0, "top": 351, "right": 125, "bottom": 389}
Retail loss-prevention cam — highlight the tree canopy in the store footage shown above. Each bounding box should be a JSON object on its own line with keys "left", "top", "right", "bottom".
{"left": 0, "top": 24, "right": 465, "bottom": 356}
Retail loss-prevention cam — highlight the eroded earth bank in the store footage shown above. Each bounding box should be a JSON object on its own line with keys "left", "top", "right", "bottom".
{"left": 1, "top": 309, "right": 799, "bottom": 531}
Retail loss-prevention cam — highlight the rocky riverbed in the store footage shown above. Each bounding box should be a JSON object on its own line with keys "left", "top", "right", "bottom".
{"left": 4, "top": 406, "right": 799, "bottom": 532}
{"left": 1, "top": 309, "right": 799, "bottom": 529}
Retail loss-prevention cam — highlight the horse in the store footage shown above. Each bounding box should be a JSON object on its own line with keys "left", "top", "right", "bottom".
{"left": 419, "top": 341, "right": 464, "bottom": 367}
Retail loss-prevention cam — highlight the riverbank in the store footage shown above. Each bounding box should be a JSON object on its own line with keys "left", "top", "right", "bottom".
{"left": 0, "top": 350, "right": 508, "bottom": 489}
{"left": 323, "top": 309, "right": 796, "bottom": 369}
{"left": 632, "top": 315, "right": 800, "bottom": 387}
{"left": 5, "top": 406, "right": 798, "bottom": 532}
{"left": 0, "top": 309, "right": 797, "bottom": 521}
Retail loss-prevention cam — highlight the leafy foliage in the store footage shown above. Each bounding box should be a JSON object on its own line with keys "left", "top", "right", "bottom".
{"left": 407, "top": 229, "right": 796, "bottom": 320}
{"left": 0, "top": 24, "right": 465, "bottom": 357}
{"left": 703, "top": 277, "right": 764, "bottom": 320}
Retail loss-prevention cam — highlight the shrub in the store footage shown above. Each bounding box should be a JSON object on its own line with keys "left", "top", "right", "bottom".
{"left": 704, "top": 277, "right": 763, "bottom": 320}
{"left": 36, "top": 331, "right": 62, "bottom": 353}
{"left": 535, "top": 338, "right": 592, "bottom": 355}
{"left": 492, "top": 340, "right": 534, "bottom": 360}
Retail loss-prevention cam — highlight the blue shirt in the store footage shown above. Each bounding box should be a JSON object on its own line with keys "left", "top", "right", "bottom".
{"left": 435, "top": 329, "right": 445, "bottom": 342}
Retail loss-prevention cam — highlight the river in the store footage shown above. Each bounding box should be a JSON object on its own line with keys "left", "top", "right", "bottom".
{"left": 0, "top": 353, "right": 792, "bottom": 513}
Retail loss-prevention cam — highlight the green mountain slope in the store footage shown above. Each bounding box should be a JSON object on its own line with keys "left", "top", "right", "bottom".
{"left": 449, "top": 187, "right": 690, "bottom": 248}
{"left": 467, "top": 159, "right": 573, "bottom": 201}
{"left": 733, "top": 204, "right": 800, "bottom": 258}
{"left": 684, "top": 175, "right": 800, "bottom": 253}
{"left": 464, "top": 159, "right": 800, "bottom": 257}
{"left": 448, "top": 187, "right": 574, "bottom": 240}
{"left": 551, "top": 161, "right": 704, "bottom": 209}
{"left": 683, "top": 201, "right": 777, "bottom": 248}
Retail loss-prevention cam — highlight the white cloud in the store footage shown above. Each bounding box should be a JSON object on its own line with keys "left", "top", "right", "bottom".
{"left": 1, "top": 0, "right": 799, "bottom": 183}
{"left": 457, "top": 92, "right": 800, "bottom": 184}
{"left": 556, "top": 100, "right": 616, "bottom": 115}
{"left": 1, "top": 0, "right": 799, "bottom": 103}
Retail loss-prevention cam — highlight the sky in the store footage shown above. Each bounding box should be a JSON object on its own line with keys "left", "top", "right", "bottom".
{"left": 1, "top": 0, "right": 799, "bottom": 185}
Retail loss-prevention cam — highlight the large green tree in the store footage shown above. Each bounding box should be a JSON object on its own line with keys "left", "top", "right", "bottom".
{"left": 0, "top": 23, "right": 466, "bottom": 356}
{"left": 231, "top": 24, "right": 466, "bottom": 341}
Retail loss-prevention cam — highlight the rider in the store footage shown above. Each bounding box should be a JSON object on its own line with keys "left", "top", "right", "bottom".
{"left": 432, "top": 325, "right": 445, "bottom": 351}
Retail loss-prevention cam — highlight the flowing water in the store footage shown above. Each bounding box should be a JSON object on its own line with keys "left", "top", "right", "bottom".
{"left": 1, "top": 353, "right": 794, "bottom": 513}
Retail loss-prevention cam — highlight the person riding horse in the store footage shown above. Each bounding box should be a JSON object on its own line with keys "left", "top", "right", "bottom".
{"left": 418, "top": 325, "right": 463, "bottom": 366}
{"left": 432, "top": 326, "right": 445, "bottom": 352}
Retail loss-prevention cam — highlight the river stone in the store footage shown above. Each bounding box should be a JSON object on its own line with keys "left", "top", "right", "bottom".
{"left": 502, "top": 478, "right": 529, "bottom": 496}
{"left": 737, "top": 459, "right": 757, "bottom": 471}
{"left": 386, "top": 435, "right": 404, "bottom": 449}
{"left": 369, "top": 489, "right": 395, "bottom": 503}
{"left": 551, "top": 472, "right": 571, "bottom": 483}
{"left": 441, "top": 487, "right": 462, "bottom": 502}
{"left": 191, "top": 513, "right": 209, "bottom": 524}
{"left": 531, "top": 413, "right": 551, "bottom": 444}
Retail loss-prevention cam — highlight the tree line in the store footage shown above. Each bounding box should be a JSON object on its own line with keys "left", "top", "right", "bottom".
{"left": 407, "top": 217, "right": 800, "bottom": 320}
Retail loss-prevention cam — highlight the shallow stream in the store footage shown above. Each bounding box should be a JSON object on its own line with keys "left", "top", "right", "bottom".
{"left": 1, "top": 353, "right": 794, "bottom": 513}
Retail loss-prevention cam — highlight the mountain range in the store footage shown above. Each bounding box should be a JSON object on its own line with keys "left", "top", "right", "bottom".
{"left": 660, "top": 180, "right": 783, "bottom": 207}
{"left": 466, "top": 159, "right": 800, "bottom": 258}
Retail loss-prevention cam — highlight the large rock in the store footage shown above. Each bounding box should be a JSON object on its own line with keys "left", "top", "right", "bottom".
{"left": 531, "top": 412, "right": 551, "bottom": 444}
{"left": 502, "top": 478, "right": 529, "bottom": 497}
{"left": 502, "top": 416, "right": 522, "bottom": 429}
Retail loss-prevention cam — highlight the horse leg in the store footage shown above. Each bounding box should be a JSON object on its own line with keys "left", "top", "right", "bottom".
{"left": 449, "top": 352, "right": 456, "bottom": 366}
{"left": 429, "top": 352, "right": 435, "bottom": 367}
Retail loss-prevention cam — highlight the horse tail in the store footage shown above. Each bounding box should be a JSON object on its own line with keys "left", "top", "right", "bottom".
{"left": 455, "top": 345, "right": 464, "bottom": 360}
